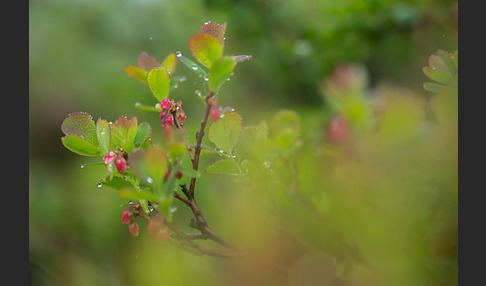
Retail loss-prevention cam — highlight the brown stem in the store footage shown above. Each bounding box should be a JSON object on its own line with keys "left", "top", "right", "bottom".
{"left": 188, "top": 92, "right": 214, "bottom": 198}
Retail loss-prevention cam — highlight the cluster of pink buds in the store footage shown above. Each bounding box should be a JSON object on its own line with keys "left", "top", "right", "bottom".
{"left": 104, "top": 150, "right": 128, "bottom": 174}
{"left": 121, "top": 203, "right": 140, "bottom": 237}
{"left": 159, "top": 99, "right": 186, "bottom": 129}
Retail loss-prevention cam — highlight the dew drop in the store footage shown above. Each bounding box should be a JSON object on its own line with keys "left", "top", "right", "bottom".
{"left": 203, "top": 77, "right": 209, "bottom": 82}
{"left": 192, "top": 66, "right": 198, "bottom": 71}
{"left": 147, "top": 205, "right": 154, "bottom": 212}
{"left": 128, "top": 200, "right": 133, "bottom": 205}
{"left": 149, "top": 36, "right": 153, "bottom": 40}
{"left": 97, "top": 182, "right": 102, "bottom": 188}
{"left": 263, "top": 161, "right": 271, "bottom": 168}
{"left": 80, "top": 164, "right": 85, "bottom": 169}
{"left": 176, "top": 51, "right": 182, "bottom": 58}
{"left": 146, "top": 177, "right": 154, "bottom": 184}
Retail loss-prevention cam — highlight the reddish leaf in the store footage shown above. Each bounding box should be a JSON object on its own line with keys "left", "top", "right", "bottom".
{"left": 125, "top": 65, "right": 148, "bottom": 85}
{"left": 200, "top": 21, "right": 226, "bottom": 46}
{"left": 138, "top": 52, "right": 160, "bottom": 71}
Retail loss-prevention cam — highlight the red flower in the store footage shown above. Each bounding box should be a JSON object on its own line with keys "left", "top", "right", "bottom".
{"left": 103, "top": 151, "right": 116, "bottom": 165}
{"left": 115, "top": 154, "right": 127, "bottom": 173}
{"left": 121, "top": 207, "right": 133, "bottom": 224}
{"left": 210, "top": 104, "right": 221, "bottom": 122}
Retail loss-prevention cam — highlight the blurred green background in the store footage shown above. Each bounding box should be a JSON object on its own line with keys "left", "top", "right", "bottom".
{"left": 29, "top": 0, "right": 457, "bottom": 285}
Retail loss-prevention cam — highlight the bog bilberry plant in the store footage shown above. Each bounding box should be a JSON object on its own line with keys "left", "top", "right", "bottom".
{"left": 60, "top": 22, "right": 260, "bottom": 258}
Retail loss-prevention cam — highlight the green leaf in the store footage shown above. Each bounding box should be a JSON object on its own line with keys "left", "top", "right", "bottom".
{"left": 161, "top": 53, "right": 178, "bottom": 75}
{"left": 208, "top": 57, "right": 235, "bottom": 93}
{"left": 127, "top": 116, "right": 138, "bottom": 141}
{"left": 208, "top": 111, "right": 242, "bottom": 155}
{"left": 147, "top": 67, "right": 170, "bottom": 102}
{"left": 134, "top": 102, "right": 161, "bottom": 113}
{"left": 452, "top": 50, "right": 458, "bottom": 70}
{"left": 428, "top": 53, "right": 453, "bottom": 77}
{"left": 422, "top": 66, "right": 454, "bottom": 85}
{"left": 134, "top": 122, "right": 152, "bottom": 147}
{"left": 189, "top": 33, "right": 223, "bottom": 69}
{"left": 61, "top": 112, "right": 98, "bottom": 145}
{"left": 61, "top": 135, "right": 104, "bottom": 157}
{"left": 100, "top": 176, "right": 136, "bottom": 191}
{"left": 177, "top": 54, "right": 208, "bottom": 80}
{"left": 423, "top": 82, "right": 446, "bottom": 93}
{"left": 125, "top": 65, "right": 147, "bottom": 85}
{"left": 118, "top": 190, "right": 159, "bottom": 202}
{"left": 127, "top": 149, "right": 151, "bottom": 182}
{"left": 178, "top": 167, "right": 200, "bottom": 178}
{"left": 206, "top": 159, "right": 241, "bottom": 176}
{"left": 96, "top": 118, "right": 110, "bottom": 154}
{"left": 121, "top": 139, "right": 135, "bottom": 154}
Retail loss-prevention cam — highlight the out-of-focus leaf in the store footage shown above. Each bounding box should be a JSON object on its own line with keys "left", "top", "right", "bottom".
{"left": 177, "top": 54, "right": 208, "bottom": 80}
{"left": 147, "top": 67, "right": 170, "bottom": 102}
{"left": 206, "top": 159, "right": 241, "bottom": 176}
{"left": 125, "top": 65, "right": 147, "bottom": 85}
{"left": 208, "top": 111, "right": 242, "bottom": 155}
{"left": 270, "top": 110, "right": 301, "bottom": 153}
{"left": 138, "top": 51, "right": 160, "bottom": 71}
{"left": 199, "top": 21, "right": 226, "bottom": 46}
{"left": 134, "top": 122, "right": 152, "bottom": 148}
{"left": 423, "top": 82, "right": 446, "bottom": 93}
{"left": 61, "top": 112, "right": 98, "bottom": 146}
{"left": 161, "top": 53, "right": 177, "bottom": 75}
{"left": 96, "top": 118, "right": 110, "bottom": 154}
{"left": 208, "top": 57, "right": 235, "bottom": 93}
{"left": 145, "top": 146, "right": 169, "bottom": 191}
{"left": 189, "top": 33, "right": 223, "bottom": 69}
{"left": 178, "top": 167, "right": 200, "bottom": 178}
{"left": 422, "top": 66, "right": 454, "bottom": 85}
{"left": 127, "top": 149, "right": 150, "bottom": 183}
{"left": 452, "top": 50, "right": 458, "bottom": 70}
{"left": 61, "top": 135, "right": 104, "bottom": 157}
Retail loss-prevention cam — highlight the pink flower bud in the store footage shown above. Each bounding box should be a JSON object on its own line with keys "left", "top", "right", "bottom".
{"left": 121, "top": 208, "right": 133, "bottom": 224}
{"left": 115, "top": 154, "right": 127, "bottom": 173}
{"left": 103, "top": 151, "right": 116, "bottom": 165}
{"left": 210, "top": 104, "right": 221, "bottom": 122}
{"left": 128, "top": 222, "right": 140, "bottom": 237}
{"left": 177, "top": 108, "right": 186, "bottom": 126}
{"left": 161, "top": 99, "right": 172, "bottom": 111}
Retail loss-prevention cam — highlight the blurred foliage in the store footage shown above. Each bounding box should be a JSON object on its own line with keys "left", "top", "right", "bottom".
{"left": 30, "top": 0, "right": 457, "bottom": 285}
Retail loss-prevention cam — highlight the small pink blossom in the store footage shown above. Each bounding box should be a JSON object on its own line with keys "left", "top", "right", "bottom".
{"left": 210, "top": 104, "right": 220, "bottom": 122}
{"left": 161, "top": 99, "right": 172, "bottom": 111}
{"left": 115, "top": 154, "right": 127, "bottom": 173}
{"left": 121, "top": 208, "right": 133, "bottom": 224}
{"left": 103, "top": 151, "right": 116, "bottom": 165}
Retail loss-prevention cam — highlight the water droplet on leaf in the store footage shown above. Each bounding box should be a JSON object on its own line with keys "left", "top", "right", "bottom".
{"left": 147, "top": 177, "right": 154, "bottom": 184}
{"left": 176, "top": 51, "right": 182, "bottom": 58}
